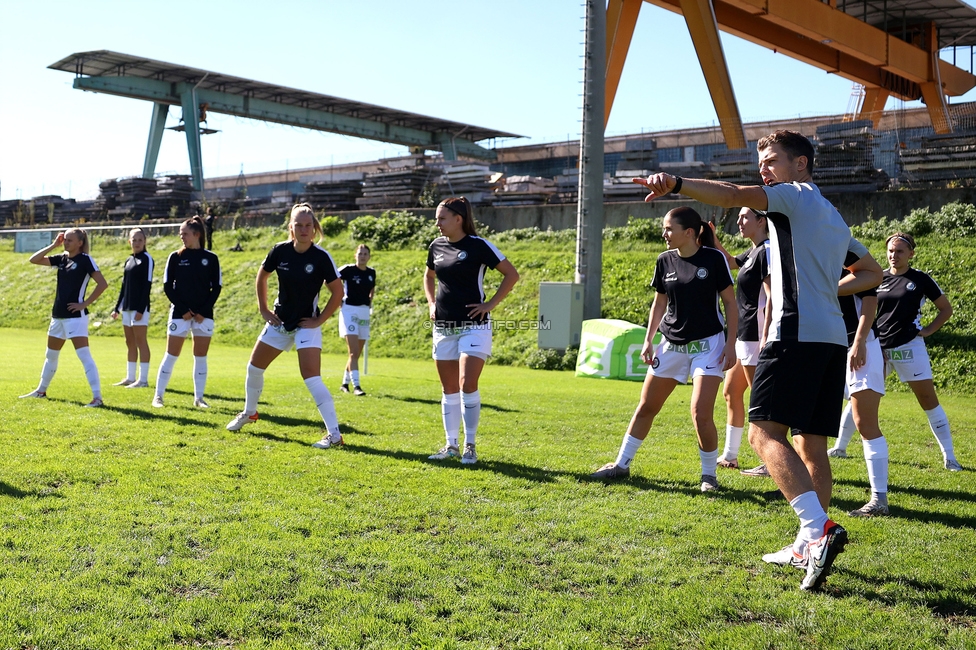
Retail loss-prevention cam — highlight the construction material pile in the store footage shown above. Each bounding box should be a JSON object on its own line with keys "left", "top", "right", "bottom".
{"left": 814, "top": 121, "right": 889, "bottom": 193}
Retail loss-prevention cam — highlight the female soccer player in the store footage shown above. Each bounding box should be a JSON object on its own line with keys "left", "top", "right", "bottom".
{"left": 424, "top": 196, "right": 520, "bottom": 465}
{"left": 21, "top": 229, "right": 108, "bottom": 406}
{"left": 152, "top": 216, "right": 222, "bottom": 409}
{"left": 338, "top": 244, "right": 375, "bottom": 396}
{"left": 225, "top": 203, "right": 345, "bottom": 450}
{"left": 708, "top": 208, "right": 770, "bottom": 470}
{"left": 592, "top": 207, "right": 737, "bottom": 492}
{"left": 110, "top": 228, "right": 154, "bottom": 388}
{"left": 832, "top": 232, "right": 961, "bottom": 471}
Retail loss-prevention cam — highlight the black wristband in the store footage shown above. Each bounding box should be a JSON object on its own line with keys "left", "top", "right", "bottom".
{"left": 671, "top": 175, "right": 683, "bottom": 195}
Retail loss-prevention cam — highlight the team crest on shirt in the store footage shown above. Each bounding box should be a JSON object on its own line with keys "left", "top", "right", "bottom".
{"left": 201, "top": 258, "right": 209, "bottom": 266}
{"left": 696, "top": 267, "right": 708, "bottom": 279}
{"left": 457, "top": 251, "right": 468, "bottom": 261}
{"left": 305, "top": 264, "right": 314, "bottom": 274}
{"left": 907, "top": 281, "right": 916, "bottom": 291}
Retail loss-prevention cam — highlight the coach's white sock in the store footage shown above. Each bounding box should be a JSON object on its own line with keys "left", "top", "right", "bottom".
{"left": 790, "top": 491, "right": 829, "bottom": 550}
{"left": 342, "top": 369, "right": 351, "bottom": 385}
{"left": 192, "top": 356, "right": 208, "bottom": 400}
{"left": 722, "top": 425, "right": 743, "bottom": 459}
{"left": 700, "top": 448, "right": 718, "bottom": 477}
{"left": 615, "top": 434, "right": 644, "bottom": 469}
{"left": 832, "top": 401, "right": 856, "bottom": 452}
{"left": 75, "top": 346, "right": 101, "bottom": 398}
{"left": 38, "top": 348, "right": 60, "bottom": 392}
{"left": 126, "top": 361, "right": 137, "bottom": 383}
{"left": 138, "top": 361, "right": 150, "bottom": 383}
{"left": 441, "top": 392, "right": 461, "bottom": 448}
{"left": 155, "top": 353, "right": 179, "bottom": 397}
{"left": 862, "top": 436, "right": 889, "bottom": 496}
{"left": 925, "top": 405, "right": 956, "bottom": 461}
{"left": 244, "top": 364, "right": 265, "bottom": 415}
{"left": 304, "top": 376, "right": 340, "bottom": 439}
{"left": 461, "top": 390, "right": 481, "bottom": 445}
{"left": 351, "top": 370, "right": 360, "bottom": 387}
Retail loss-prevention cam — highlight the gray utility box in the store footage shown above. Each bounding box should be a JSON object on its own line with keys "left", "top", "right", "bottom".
{"left": 538, "top": 282, "right": 584, "bottom": 350}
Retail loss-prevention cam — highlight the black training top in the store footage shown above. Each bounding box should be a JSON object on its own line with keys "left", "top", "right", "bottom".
{"left": 875, "top": 267, "right": 944, "bottom": 350}
{"left": 114, "top": 251, "right": 154, "bottom": 314}
{"left": 838, "top": 251, "right": 876, "bottom": 347}
{"left": 426, "top": 235, "right": 505, "bottom": 327}
{"left": 47, "top": 253, "right": 100, "bottom": 319}
{"left": 339, "top": 264, "right": 376, "bottom": 307}
{"left": 262, "top": 241, "right": 340, "bottom": 331}
{"left": 651, "top": 247, "right": 733, "bottom": 345}
{"left": 733, "top": 241, "right": 770, "bottom": 342}
{"left": 162, "top": 248, "right": 222, "bottom": 319}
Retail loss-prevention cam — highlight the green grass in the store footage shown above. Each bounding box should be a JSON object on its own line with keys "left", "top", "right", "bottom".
{"left": 1, "top": 329, "right": 974, "bottom": 648}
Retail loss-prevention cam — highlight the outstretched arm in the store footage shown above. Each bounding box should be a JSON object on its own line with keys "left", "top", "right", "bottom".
{"left": 634, "top": 174, "right": 768, "bottom": 211}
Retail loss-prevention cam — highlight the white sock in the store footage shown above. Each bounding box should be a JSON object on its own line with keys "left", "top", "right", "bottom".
{"left": 790, "top": 491, "right": 829, "bottom": 548}
{"left": 700, "top": 448, "right": 718, "bottom": 477}
{"left": 139, "top": 361, "right": 150, "bottom": 383}
{"left": 461, "top": 390, "right": 481, "bottom": 445}
{"left": 244, "top": 363, "right": 265, "bottom": 414}
{"left": 38, "top": 348, "right": 61, "bottom": 392}
{"left": 862, "top": 436, "right": 889, "bottom": 495}
{"left": 192, "top": 356, "right": 208, "bottom": 400}
{"left": 342, "top": 369, "right": 351, "bottom": 385}
{"left": 722, "top": 425, "right": 743, "bottom": 459}
{"left": 925, "top": 405, "right": 955, "bottom": 461}
{"left": 351, "top": 370, "right": 360, "bottom": 387}
{"left": 441, "top": 393, "right": 461, "bottom": 448}
{"left": 615, "top": 434, "right": 644, "bottom": 469}
{"left": 126, "top": 361, "right": 137, "bottom": 382}
{"left": 75, "top": 346, "right": 101, "bottom": 398}
{"left": 155, "top": 353, "right": 179, "bottom": 397}
{"left": 304, "top": 376, "right": 340, "bottom": 438}
{"left": 833, "top": 401, "right": 856, "bottom": 452}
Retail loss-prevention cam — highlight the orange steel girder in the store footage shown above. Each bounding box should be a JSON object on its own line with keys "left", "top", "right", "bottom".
{"left": 857, "top": 86, "right": 889, "bottom": 128}
{"left": 919, "top": 21, "right": 952, "bottom": 134}
{"left": 605, "top": 0, "right": 643, "bottom": 128}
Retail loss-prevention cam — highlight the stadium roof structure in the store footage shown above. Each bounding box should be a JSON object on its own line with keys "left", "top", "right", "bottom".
{"left": 49, "top": 50, "right": 521, "bottom": 190}
{"left": 605, "top": 0, "right": 976, "bottom": 149}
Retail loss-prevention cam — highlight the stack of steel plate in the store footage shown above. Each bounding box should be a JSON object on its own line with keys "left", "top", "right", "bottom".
{"left": 435, "top": 162, "right": 495, "bottom": 205}
{"left": 28, "top": 195, "right": 68, "bottom": 224}
{"left": 491, "top": 175, "right": 557, "bottom": 206}
{"left": 899, "top": 130, "right": 976, "bottom": 185}
{"left": 552, "top": 168, "right": 579, "bottom": 204}
{"left": 357, "top": 161, "right": 432, "bottom": 210}
{"left": 93, "top": 179, "right": 119, "bottom": 215}
{"left": 707, "top": 149, "right": 760, "bottom": 184}
{"left": 604, "top": 169, "right": 650, "bottom": 202}
{"left": 0, "top": 200, "right": 27, "bottom": 226}
{"left": 814, "top": 121, "right": 889, "bottom": 193}
{"left": 300, "top": 173, "right": 365, "bottom": 211}
{"left": 57, "top": 199, "right": 98, "bottom": 224}
{"left": 105, "top": 177, "right": 158, "bottom": 219}
{"left": 152, "top": 175, "right": 194, "bottom": 218}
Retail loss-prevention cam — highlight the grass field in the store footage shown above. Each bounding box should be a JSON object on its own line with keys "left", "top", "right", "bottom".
{"left": 1, "top": 329, "right": 974, "bottom": 649}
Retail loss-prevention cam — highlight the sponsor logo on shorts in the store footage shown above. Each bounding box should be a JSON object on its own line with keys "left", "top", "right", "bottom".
{"left": 169, "top": 322, "right": 177, "bottom": 331}
{"left": 671, "top": 340, "right": 711, "bottom": 354}
{"left": 913, "top": 372, "right": 923, "bottom": 377}
{"left": 651, "top": 357, "right": 660, "bottom": 369}
{"left": 887, "top": 349, "right": 914, "bottom": 361}
{"left": 348, "top": 324, "right": 356, "bottom": 332}
{"left": 696, "top": 268, "right": 708, "bottom": 279}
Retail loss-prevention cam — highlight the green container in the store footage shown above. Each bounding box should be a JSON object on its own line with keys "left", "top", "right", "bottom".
{"left": 575, "top": 319, "right": 661, "bottom": 381}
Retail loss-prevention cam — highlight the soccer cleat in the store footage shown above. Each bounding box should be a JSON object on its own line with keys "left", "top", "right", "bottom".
{"left": 740, "top": 463, "right": 770, "bottom": 477}
{"left": 848, "top": 499, "right": 890, "bottom": 517}
{"left": 762, "top": 545, "right": 807, "bottom": 569}
{"left": 700, "top": 474, "right": 719, "bottom": 492}
{"left": 126, "top": 381, "right": 149, "bottom": 389}
{"left": 461, "top": 443, "right": 477, "bottom": 465}
{"left": 19, "top": 390, "right": 47, "bottom": 399}
{"left": 226, "top": 411, "right": 259, "bottom": 431}
{"left": 151, "top": 395, "right": 164, "bottom": 408}
{"left": 945, "top": 458, "right": 963, "bottom": 472}
{"left": 113, "top": 378, "right": 135, "bottom": 387}
{"left": 311, "top": 434, "right": 344, "bottom": 449}
{"left": 590, "top": 462, "right": 630, "bottom": 479}
{"left": 717, "top": 455, "right": 739, "bottom": 469}
{"left": 353, "top": 386, "right": 366, "bottom": 396}
{"left": 340, "top": 384, "right": 350, "bottom": 393}
{"left": 801, "top": 520, "right": 848, "bottom": 592}
{"left": 827, "top": 448, "right": 848, "bottom": 459}
{"left": 428, "top": 445, "right": 460, "bottom": 460}
{"left": 193, "top": 398, "right": 210, "bottom": 409}
{"left": 84, "top": 397, "right": 104, "bottom": 408}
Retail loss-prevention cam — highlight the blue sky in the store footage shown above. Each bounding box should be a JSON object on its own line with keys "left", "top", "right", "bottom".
{"left": 2, "top": 0, "right": 974, "bottom": 200}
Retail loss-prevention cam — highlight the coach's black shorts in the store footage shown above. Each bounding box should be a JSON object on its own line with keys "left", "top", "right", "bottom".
{"left": 748, "top": 341, "right": 847, "bottom": 436}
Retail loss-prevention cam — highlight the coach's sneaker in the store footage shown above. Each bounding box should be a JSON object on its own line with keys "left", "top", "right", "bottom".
{"left": 717, "top": 454, "right": 739, "bottom": 469}
{"left": 945, "top": 458, "right": 963, "bottom": 472}
{"left": 428, "top": 445, "right": 460, "bottom": 460}
{"left": 762, "top": 545, "right": 807, "bottom": 569}
{"left": 151, "top": 395, "right": 164, "bottom": 408}
{"left": 461, "top": 443, "right": 477, "bottom": 465}
{"left": 353, "top": 386, "right": 366, "bottom": 396}
{"left": 700, "top": 474, "right": 719, "bottom": 492}
{"left": 126, "top": 381, "right": 149, "bottom": 389}
{"left": 19, "top": 390, "right": 47, "bottom": 399}
{"left": 848, "top": 498, "right": 889, "bottom": 517}
{"left": 193, "top": 398, "right": 210, "bottom": 409}
{"left": 226, "top": 411, "right": 259, "bottom": 431}
{"left": 340, "top": 384, "right": 350, "bottom": 393}
{"left": 800, "top": 520, "right": 848, "bottom": 592}
{"left": 84, "top": 397, "right": 104, "bottom": 408}
{"left": 113, "top": 378, "right": 135, "bottom": 387}
{"left": 591, "top": 462, "right": 630, "bottom": 479}
{"left": 311, "top": 434, "right": 344, "bottom": 449}
{"left": 827, "top": 448, "right": 848, "bottom": 459}
{"left": 740, "top": 463, "right": 770, "bottom": 477}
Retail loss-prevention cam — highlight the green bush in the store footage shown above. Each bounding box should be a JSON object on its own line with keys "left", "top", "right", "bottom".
{"left": 932, "top": 202, "right": 976, "bottom": 236}
{"left": 348, "top": 210, "right": 439, "bottom": 250}
{"left": 525, "top": 348, "right": 566, "bottom": 370}
{"left": 604, "top": 216, "right": 660, "bottom": 242}
{"left": 493, "top": 227, "right": 575, "bottom": 245}
{"left": 319, "top": 215, "right": 346, "bottom": 237}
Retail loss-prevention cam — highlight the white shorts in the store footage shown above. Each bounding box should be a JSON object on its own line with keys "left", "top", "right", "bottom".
{"left": 884, "top": 336, "right": 933, "bottom": 383}
{"left": 339, "top": 304, "right": 371, "bottom": 340}
{"left": 121, "top": 310, "right": 150, "bottom": 327}
{"left": 735, "top": 339, "right": 761, "bottom": 366}
{"left": 649, "top": 332, "right": 726, "bottom": 383}
{"left": 167, "top": 317, "right": 215, "bottom": 339}
{"left": 48, "top": 315, "right": 89, "bottom": 340}
{"left": 258, "top": 323, "right": 322, "bottom": 351}
{"left": 432, "top": 323, "right": 492, "bottom": 361}
{"left": 846, "top": 333, "right": 886, "bottom": 398}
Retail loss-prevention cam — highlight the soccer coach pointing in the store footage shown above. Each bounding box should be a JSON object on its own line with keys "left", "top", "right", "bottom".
{"left": 635, "top": 130, "right": 883, "bottom": 592}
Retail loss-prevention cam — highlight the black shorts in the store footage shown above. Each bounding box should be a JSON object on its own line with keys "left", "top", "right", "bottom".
{"left": 748, "top": 341, "right": 847, "bottom": 436}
